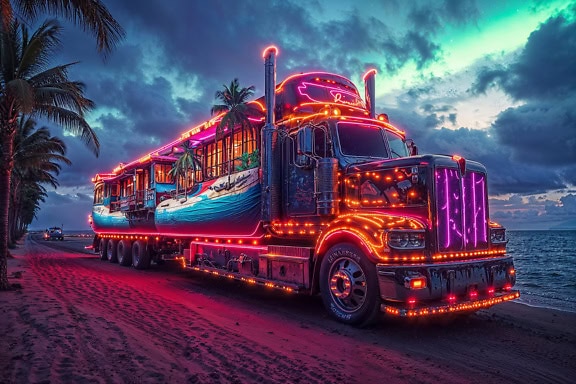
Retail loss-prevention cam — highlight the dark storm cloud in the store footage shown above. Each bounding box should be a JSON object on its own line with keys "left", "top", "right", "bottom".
{"left": 472, "top": 12, "right": 576, "bottom": 98}
{"left": 492, "top": 98, "right": 576, "bottom": 166}
{"left": 387, "top": 110, "right": 570, "bottom": 195}
{"left": 472, "top": 12, "right": 576, "bottom": 167}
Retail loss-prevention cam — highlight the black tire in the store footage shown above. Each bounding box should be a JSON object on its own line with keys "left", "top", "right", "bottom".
{"left": 107, "top": 239, "right": 118, "bottom": 263}
{"left": 319, "top": 243, "right": 380, "bottom": 326}
{"left": 132, "top": 240, "right": 151, "bottom": 270}
{"left": 117, "top": 239, "right": 132, "bottom": 266}
{"left": 99, "top": 238, "right": 109, "bottom": 261}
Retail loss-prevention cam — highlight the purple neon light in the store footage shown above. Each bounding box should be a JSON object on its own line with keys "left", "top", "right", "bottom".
{"left": 436, "top": 168, "right": 488, "bottom": 252}
{"left": 297, "top": 82, "right": 364, "bottom": 107}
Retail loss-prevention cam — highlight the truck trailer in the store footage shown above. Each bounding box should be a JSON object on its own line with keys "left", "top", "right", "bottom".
{"left": 90, "top": 46, "right": 519, "bottom": 325}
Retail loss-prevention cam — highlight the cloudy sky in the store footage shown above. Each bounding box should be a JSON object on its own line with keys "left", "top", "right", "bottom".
{"left": 31, "top": 0, "right": 576, "bottom": 231}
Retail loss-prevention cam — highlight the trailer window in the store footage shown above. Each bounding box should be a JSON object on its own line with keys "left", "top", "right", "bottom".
{"left": 155, "top": 164, "right": 174, "bottom": 184}
{"left": 206, "top": 141, "right": 224, "bottom": 178}
{"left": 94, "top": 184, "right": 104, "bottom": 204}
{"left": 121, "top": 177, "right": 134, "bottom": 197}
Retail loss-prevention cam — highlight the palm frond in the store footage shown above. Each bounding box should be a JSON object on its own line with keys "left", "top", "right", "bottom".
{"left": 15, "top": 0, "right": 125, "bottom": 57}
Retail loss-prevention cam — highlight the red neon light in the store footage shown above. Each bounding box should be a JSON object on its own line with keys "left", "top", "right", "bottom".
{"left": 362, "top": 68, "right": 377, "bottom": 82}
{"left": 262, "top": 45, "right": 279, "bottom": 58}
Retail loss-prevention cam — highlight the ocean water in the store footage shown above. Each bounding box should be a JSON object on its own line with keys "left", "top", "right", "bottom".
{"left": 507, "top": 230, "right": 576, "bottom": 313}
{"left": 57, "top": 229, "right": 576, "bottom": 313}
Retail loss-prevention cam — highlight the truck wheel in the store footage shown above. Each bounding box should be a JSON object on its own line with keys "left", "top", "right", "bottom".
{"left": 319, "top": 243, "right": 380, "bottom": 326}
{"left": 132, "top": 240, "right": 150, "bottom": 270}
{"left": 117, "top": 239, "right": 132, "bottom": 266}
{"left": 107, "top": 239, "right": 118, "bottom": 263}
{"left": 99, "top": 238, "right": 108, "bottom": 261}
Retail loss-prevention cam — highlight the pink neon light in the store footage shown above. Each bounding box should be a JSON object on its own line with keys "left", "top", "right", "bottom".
{"left": 444, "top": 169, "right": 451, "bottom": 248}
{"left": 277, "top": 72, "right": 355, "bottom": 92}
{"left": 95, "top": 222, "right": 264, "bottom": 239}
{"left": 297, "top": 81, "right": 364, "bottom": 108}
{"left": 191, "top": 241, "right": 267, "bottom": 251}
{"left": 436, "top": 168, "right": 488, "bottom": 252}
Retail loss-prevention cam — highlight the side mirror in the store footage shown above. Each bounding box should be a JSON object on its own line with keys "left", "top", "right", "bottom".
{"left": 295, "top": 125, "right": 314, "bottom": 168}
{"left": 406, "top": 139, "right": 418, "bottom": 156}
{"left": 297, "top": 125, "right": 314, "bottom": 156}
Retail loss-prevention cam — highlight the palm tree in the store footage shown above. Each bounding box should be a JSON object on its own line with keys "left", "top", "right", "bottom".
{"left": 211, "top": 78, "right": 259, "bottom": 175}
{"left": 0, "top": 19, "right": 97, "bottom": 290}
{"left": 9, "top": 117, "right": 70, "bottom": 245}
{"left": 1, "top": 0, "right": 124, "bottom": 57}
{"left": 168, "top": 140, "right": 202, "bottom": 195}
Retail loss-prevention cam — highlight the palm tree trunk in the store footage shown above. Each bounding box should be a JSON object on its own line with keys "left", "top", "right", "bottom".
{"left": 9, "top": 183, "right": 21, "bottom": 246}
{"left": 0, "top": 127, "right": 16, "bottom": 290}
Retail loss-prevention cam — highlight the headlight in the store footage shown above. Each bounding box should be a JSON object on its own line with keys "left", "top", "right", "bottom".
{"left": 388, "top": 231, "right": 425, "bottom": 249}
{"left": 490, "top": 228, "right": 506, "bottom": 244}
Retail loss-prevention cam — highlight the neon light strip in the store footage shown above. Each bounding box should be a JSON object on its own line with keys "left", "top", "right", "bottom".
{"left": 362, "top": 68, "right": 377, "bottom": 82}
{"left": 96, "top": 222, "right": 264, "bottom": 239}
{"left": 297, "top": 81, "right": 363, "bottom": 107}
{"left": 382, "top": 291, "right": 520, "bottom": 317}
{"left": 276, "top": 72, "right": 356, "bottom": 92}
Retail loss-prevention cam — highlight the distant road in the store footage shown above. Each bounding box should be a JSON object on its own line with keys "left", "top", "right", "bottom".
{"left": 29, "top": 232, "right": 95, "bottom": 254}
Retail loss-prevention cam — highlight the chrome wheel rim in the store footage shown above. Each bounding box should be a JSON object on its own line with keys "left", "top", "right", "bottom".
{"left": 328, "top": 257, "right": 367, "bottom": 313}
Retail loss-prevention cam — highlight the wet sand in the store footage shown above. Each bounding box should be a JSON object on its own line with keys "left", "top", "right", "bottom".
{"left": 1, "top": 235, "right": 575, "bottom": 383}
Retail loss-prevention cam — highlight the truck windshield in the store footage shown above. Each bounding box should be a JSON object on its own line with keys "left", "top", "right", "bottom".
{"left": 337, "top": 122, "right": 388, "bottom": 158}
{"left": 387, "top": 131, "right": 409, "bottom": 158}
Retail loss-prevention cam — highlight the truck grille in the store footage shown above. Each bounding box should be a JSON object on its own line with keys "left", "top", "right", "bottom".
{"left": 435, "top": 168, "right": 489, "bottom": 253}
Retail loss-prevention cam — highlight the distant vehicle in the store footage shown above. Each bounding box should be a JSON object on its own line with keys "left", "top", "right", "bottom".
{"left": 44, "top": 227, "right": 64, "bottom": 241}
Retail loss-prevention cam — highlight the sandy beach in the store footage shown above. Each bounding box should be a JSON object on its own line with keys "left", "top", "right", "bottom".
{"left": 1, "top": 235, "right": 575, "bottom": 384}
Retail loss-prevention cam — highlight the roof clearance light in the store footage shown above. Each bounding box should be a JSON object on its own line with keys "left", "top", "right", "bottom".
{"left": 377, "top": 113, "right": 389, "bottom": 123}
{"left": 332, "top": 107, "right": 341, "bottom": 116}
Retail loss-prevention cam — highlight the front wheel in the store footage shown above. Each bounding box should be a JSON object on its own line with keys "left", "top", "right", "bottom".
{"left": 319, "top": 243, "right": 380, "bottom": 326}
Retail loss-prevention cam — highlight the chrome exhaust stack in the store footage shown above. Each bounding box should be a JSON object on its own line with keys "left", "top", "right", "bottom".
{"left": 363, "top": 69, "right": 377, "bottom": 119}
{"left": 261, "top": 46, "right": 280, "bottom": 225}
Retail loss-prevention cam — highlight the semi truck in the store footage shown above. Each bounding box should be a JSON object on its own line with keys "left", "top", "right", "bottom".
{"left": 90, "top": 46, "right": 519, "bottom": 325}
